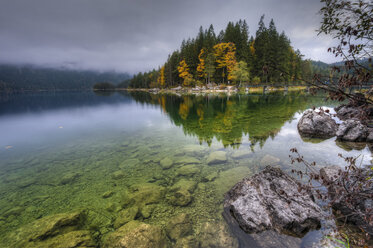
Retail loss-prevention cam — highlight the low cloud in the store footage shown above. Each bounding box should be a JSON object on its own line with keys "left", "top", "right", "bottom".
{"left": 0, "top": 0, "right": 338, "bottom": 73}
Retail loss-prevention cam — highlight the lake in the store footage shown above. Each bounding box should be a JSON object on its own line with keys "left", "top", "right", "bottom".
{"left": 0, "top": 91, "right": 371, "bottom": 247}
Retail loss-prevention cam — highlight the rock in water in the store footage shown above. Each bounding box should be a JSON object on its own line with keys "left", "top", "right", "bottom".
{"left": 336, "top": 119, "right": 368, "bottom": 141}
{"left": 224, "top": 166, "right": 322, "bottom": 237}
{"left": 160, "top": 157, "right": 173, "bottom": 169}
{"left": 206, "top": 151, "right": 227, "bottom": 165}
{"left": 165, "top": 213, "right": 193, "bottom": 241}
{"left": 297, "top": 110, "right": 337, "bottom": 138}
{"left": 335, "top": 105, "right": 360, "bottom": 121}
{"left": 103, "top": 221, "right": 167, "bottom": 248}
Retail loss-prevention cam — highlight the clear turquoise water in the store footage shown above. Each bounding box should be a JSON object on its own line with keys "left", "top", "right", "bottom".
{"left": 0, "top": 91, "right": 371, "bottom": 247}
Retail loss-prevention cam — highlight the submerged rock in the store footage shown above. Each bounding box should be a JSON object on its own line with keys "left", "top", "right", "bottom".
{"left": 336, "top": 119, "right": 368, "bottom": 142}
{"left": 198, "top": 221, "right": 238, "bottom": 248}
{"left": 260, "top": 154, "right": 280, "bottom": 166}
{"left": 102, "top": 191, "right": 114, "bottom": 199}
{"left": 176, "top": 164, "right": 200, "bottom": 177}
{"left": 3, "top": 210, "right": 94, "bottom": 247}
{"left": 171, "top": 179, "right": 197, "bottom": 193}
{"left": 33, "top": 230, "right": 96, "bottom": 248}
{"left": 125, "top": 183, "right": 165, "bottom": 207}
{"left": 60, "top": 172, "right": 81, "bottom": 185}
{"left": 112, "top": 170, "right": 125, "bottom": 180}
{"left": 169, "top": 189, "right": 193, "bottom": 206}
{"left": 297, "top": 110, "right": 337, "bottom": 138}
{"left": 224, "top": 166, "right": 322, "bottom": 237}
{"left": 206, "top": 151, "right": 227, "bottom": 165}
{"left": 160, "top": 157, "right": 173, "bottom": 170}
{"left": 174, "top": 156, "right": 201, "bottom": 165}
{"left": 165, "top": 213, "right": 193, "bottom": 241}
{"left": 114, "top": 206, "right": 139, "bottom": 229}
{"left": 213, "top": 166, "right": 251, "bottom": 198}
{"left": 103, "top": 221, "right": 167, "bottom": 248}
{"left": 231, "top": 150, "right": 252, "bottom": 159}
{"left": 119, "top": 158, "right": 140, "bottom": 169}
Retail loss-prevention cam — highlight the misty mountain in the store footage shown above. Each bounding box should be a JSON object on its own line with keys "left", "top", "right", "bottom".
{"left": 0, "top": 64, "right": 131, "bottom": 92}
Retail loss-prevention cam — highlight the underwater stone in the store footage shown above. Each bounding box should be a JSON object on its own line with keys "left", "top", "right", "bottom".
{"left": 103, "top": 220, "right": 167, "bottom": 248}
{"left": 140, "top": 205, "right": 155, "bottom": 219}
{"left": 102, "top": 191, "right": 114, "bottom": 199}
{"left": 231, "top": 150, "right": 252, "bottom": 159}
{"left": 114, "top": 206, "right": 139, "bottom": 229}
{"left": 198, "top": 221, "right": 238, "bottom": 248}
{"left": 171, "top": 179, "right": 197, "bottom": 193}
{"left": 165, "top": 213, "right": 193, "bottom": 241}
{"left": 170, "top": 189, "right": 193, "bottom": 206}
{"left": 128, "top": 184, "right": 165, "bottom": 206}
{"left": 160, "top": 157, "right": 173, "bottom": 170}
{"left": 3, "top": 206, "right": 24, "bottom": 218}
{"left": 176, "top": 164, "right": 200, "bottom": 177}
{"left": 119, "top": 158, "right": 140, "bottom": 169}
{"left": 182, "top": 145, "right": 207, "bottom": 155}
{"left": 206, "top": 151, "right": 227, "bottom": 165}
{"left": 106, "top": 203, "right": 119, "bottom": 213}
{"left": 60, "top": 172, "right": 81, "bottom": 185}
{"left": 260, "top": 154, "right": 280, "bottom": 166}
{"left": 213, "top": 166, "right": 251, "bottom": 198}
{"left": 175, "top": 236, "right": 199, "bottom": 248}
{"left": 203, "top": 171, "right": 218, "bottom": 182}
{"left": 112, "top": 170, "right": 125, "bottom": 180}
{"left": 32, "top": 230, "right": 96, "bottom": 248}
{"left": 4, "top": 211, "right": 86, "bottom": 247}
{"left": 174, "top": 156, "right": 201, "bottom": 165}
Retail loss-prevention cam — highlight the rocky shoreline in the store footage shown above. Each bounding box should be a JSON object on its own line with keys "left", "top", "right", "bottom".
{"left": 298, "top": 104, "right": 373, "bottom": 143}
{"left": 126, "top": 85, "right": 307, "bottom": 95}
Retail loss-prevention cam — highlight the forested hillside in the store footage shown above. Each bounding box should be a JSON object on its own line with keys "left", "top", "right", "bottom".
{"left": 0, "top": 64, "right": 130, "bottom": 92}
{"left": 129, "top": 16, "right": 315, "bottom": 88}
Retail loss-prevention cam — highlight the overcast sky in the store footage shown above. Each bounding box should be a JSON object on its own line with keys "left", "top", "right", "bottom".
{"left": 0, "top": 0, "right": 337, "bottom": 74}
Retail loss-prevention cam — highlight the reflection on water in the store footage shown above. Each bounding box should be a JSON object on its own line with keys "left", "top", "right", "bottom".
{"left": 0, "top": 91, "right": 371, "bottom": 247}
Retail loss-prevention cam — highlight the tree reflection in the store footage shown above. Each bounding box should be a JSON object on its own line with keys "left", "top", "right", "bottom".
{"left": 129, "top": 92, "right": 328, "bottom": 149}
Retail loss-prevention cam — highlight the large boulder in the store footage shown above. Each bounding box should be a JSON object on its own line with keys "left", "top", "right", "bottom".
{"left": 336, "top": 119, "right": 368, "bottom": 141}
{"left": 297, "top": 110, "right": 338, "bottom": 138}
{"left": 335, "top": 105, "right": 361, "bottom": 121}
{"left": 224, "top": 166, "right": 322, "bottom": 237}
{"left": 320, "top": 166, "right": 373, "bottom": 236}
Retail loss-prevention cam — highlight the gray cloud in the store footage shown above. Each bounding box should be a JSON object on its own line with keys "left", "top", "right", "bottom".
{"left": 0, "top": 0, "right": 337, "bottom": 73}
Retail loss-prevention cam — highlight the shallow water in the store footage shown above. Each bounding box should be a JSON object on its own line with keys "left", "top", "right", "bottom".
{"left": 0, "top": 91, "right": 371, "bottom": 247}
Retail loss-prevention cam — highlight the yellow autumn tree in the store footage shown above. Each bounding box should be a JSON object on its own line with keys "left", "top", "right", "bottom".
{"left": 196, "top": 49, "right": 206, "bottom": 80}
{"left": 159, "top": 66, "right": 165, "bottom": 88}
{"left": 178, "top": 59, "right": 193, "bottom": 87}
{"left": 213, "top": 42, "right": 237, "bottom": 84}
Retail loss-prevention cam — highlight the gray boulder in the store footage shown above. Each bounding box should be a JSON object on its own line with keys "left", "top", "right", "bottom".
{"left": 336, "top": 119, "right": 368, "bottom": 141}
{"left": 335, "top": 105, "right": 360, "bottom": 121}
{"left": 297, "top": 110, "right": 338, "bottom": 138}
{"left": 224, "top": 166, "right": 322, "bottom": 237}
{"left": 367, "top": 128, "right": 373, "bottom": 142}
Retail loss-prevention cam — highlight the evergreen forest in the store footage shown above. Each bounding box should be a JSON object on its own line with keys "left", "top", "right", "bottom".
{"left": 129, "top": 16, "right": 316, "bottom": 89}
